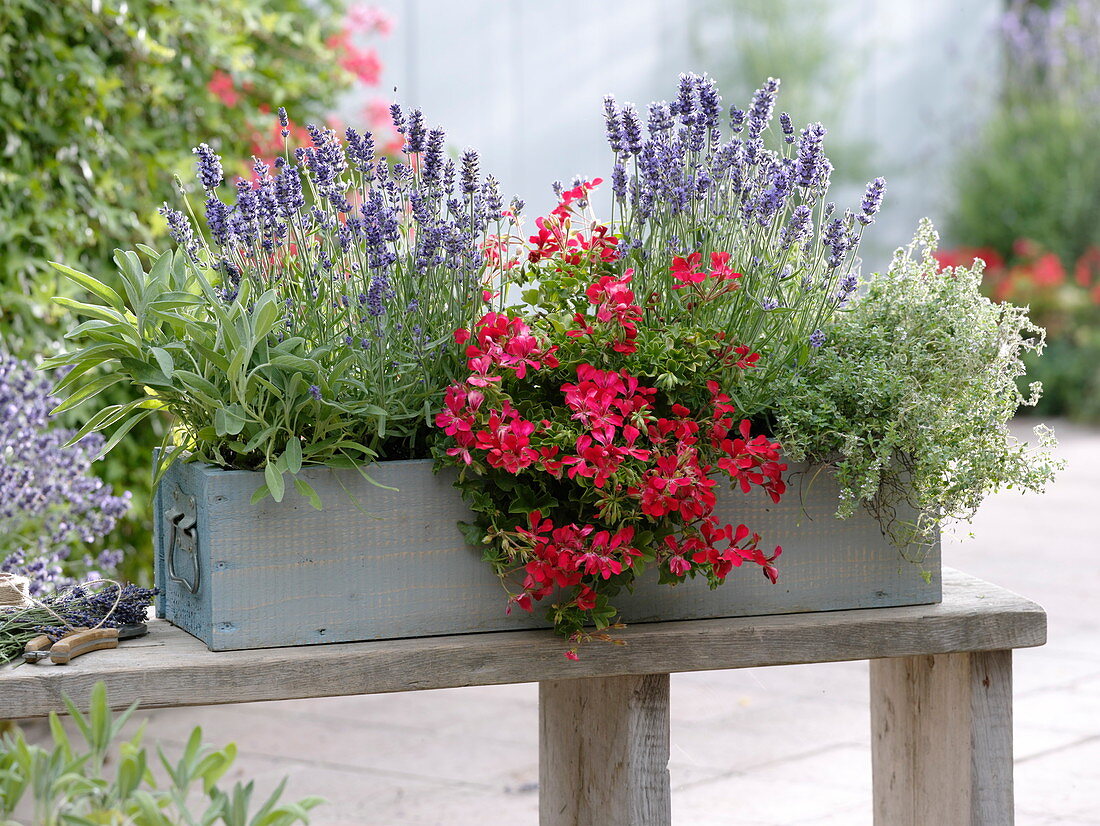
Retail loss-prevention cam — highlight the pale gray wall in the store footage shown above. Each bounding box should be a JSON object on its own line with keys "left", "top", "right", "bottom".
{"left": 342, "top": 0, "right": 1002, "bottom": 271}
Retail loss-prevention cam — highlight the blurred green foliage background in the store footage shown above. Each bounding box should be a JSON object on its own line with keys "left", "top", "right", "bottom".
{"left": 0, "top": 0, "right": 360, "bottom": 582}
{"left": 948, "top": 0, "right": 1100, "bottom": 422}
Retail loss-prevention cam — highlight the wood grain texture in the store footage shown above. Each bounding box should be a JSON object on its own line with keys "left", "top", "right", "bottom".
{"left": 540, "top": 674, "right": 670, "bottom": 826}
{"left": 1, "top": 570, "right": 1043, "bottom": 720}
{"left": 870, "top": 650, "right": 1014, "bottom": 825}
{"left": 155, "top": 459, "right": 942, "bottom": 651}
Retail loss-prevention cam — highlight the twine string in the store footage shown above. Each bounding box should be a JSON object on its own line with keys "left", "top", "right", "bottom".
{"left": 0, "top": 573, "right": 31, "bottom": 607}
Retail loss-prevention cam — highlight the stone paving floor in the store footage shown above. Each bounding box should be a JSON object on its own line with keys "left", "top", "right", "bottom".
{"left": 23, "top": 420, "right": 1100, "bottom": 824}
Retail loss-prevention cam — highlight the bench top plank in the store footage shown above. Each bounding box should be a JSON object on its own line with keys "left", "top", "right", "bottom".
{"left": 1, "top": 569, "right": 1045, "bottom": 719}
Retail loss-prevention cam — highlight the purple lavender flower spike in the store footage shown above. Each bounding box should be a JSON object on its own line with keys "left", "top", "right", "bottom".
{"left": 253, "top": 156, "right": 272, "bottom": 183}
{"left": 366, "top": 272, "right": 389, "bottom": 317}
{"left": 422, "top": 128, "right": 445, "bottom": 185}
{"left": 779, "top": 112, "right": 795, "bottom": 143}
{"left": 603, "top": 95, "right": 624, "bottom": 152}
{"left": 859, "top": 177, "right": 886, "bottom": 225}
{"left": 405, "top": 108, "right": 427, "bottom": 154}
{"left": 729, "top": 107, "right": 746, "bottom": 133}
{"left": 158, "top": 204, "right": 199, "bottom": 259}
{"left": 696, "top": 74, "right": 722, "bottom": 130}
{"left": 229, "top": 178, "right": 259, "bottom": 244}
{"left": 204, "top": 196, "right": 230, "bottom": 245}
{"left": 823, "top": 216, "right": 855, "bottom": 268}
{"left": 781, "top": 204, "right": 813, "bottom": 248}
{"left": 747, "top": 77, "right": 780, "bottom": 139}
{"left": 809, "top": 329, "right": 826, "bottom": 348}
{"left": 303, "top": 124, "right": 348, "bottom": 196}
{"left": 308, "top": 385, "right": 322, "bottom": 400}
{"left": 278, "top": 107, "right": 290, "bottom": 137}
{"left": 482, "top": 175, "right": 503, "bottom": 216}
{"left": 218, "top": 259, "right": 241, "bottom": 302}
{"left": 754, "top": 162, "right": 792, "bottom": 225}
{"left": 836, "top": 272, "right": 859, "bottom": 306}
{"left": 460, "top": 149, "right": 480, "bottom": 195}
{"left": 816, "top": 158, "right": 834, "bottom": 193}
{"left": 744, "top": 137, "right": 763, "bottom": 166}
{"left": 345, "top": 127, "right": 377, "bottom": 178}
{"left": 254, "top": 167, "right": 284, "bottom": 242}
{"left": 389, "top": 102, "right": 405, "bottom": 134}
{"left": 795, "top": 123, "right": 828, "bottom": 188}
{"left": 620, "top": 103, "right": 643, "bottom": 154}
{"left": 648, "top": 101, "right": 673, "bottom": 134}
{"left": 673, "top": 72, "right": 696, "bottom": 125}
{"left": 274, "top": 164, "right": 304, "bottom": 218}
{"left": 612, "top": 163, "right": 627, "bottom": 199}
{"left": 193, "top": 143, "right": 223, "bottom": 192}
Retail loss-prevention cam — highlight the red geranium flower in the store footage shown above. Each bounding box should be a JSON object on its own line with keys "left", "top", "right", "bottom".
{"left": 671, "top": 252, "right": 705, "bottom": 287}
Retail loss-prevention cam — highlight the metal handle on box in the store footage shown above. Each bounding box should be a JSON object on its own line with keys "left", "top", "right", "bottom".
{"left": 165, "top": 487, "right": 201, "bottom": 595}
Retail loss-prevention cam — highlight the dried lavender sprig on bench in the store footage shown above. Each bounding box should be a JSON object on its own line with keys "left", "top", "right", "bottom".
{"left": 0, "top": 583, "right": 156, "bottom": 664}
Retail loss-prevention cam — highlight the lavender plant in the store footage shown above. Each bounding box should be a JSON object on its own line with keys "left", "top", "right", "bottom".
{"left": 0, "top": 353, "right": 129, "bottom": 594}
{"left": 47, "top": 107, "right": 519, "bottom": 504}
{"left": 601, "top": 73, "right": 885, "bottom": 412}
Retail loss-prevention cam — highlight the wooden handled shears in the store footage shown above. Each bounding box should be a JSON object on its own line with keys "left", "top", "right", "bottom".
{"left": 23, "top": 623, "right": 148, "bottom": 664}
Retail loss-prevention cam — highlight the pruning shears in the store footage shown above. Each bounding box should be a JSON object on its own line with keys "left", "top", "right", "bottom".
{"left": 23, "top": 623, "right": 148, "bottom": 665}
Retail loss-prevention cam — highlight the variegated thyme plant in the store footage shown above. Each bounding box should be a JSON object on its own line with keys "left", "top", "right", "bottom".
{"left": 771, "top": 220, "right": 1062, "bottom": 545}
{"left": 47, "top": 106, "right": 520, "bottom": 505}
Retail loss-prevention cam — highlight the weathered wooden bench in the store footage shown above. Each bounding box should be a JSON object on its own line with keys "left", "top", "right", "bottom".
{"left": 2, "top": 568, "right": 1045, "bottom": 825}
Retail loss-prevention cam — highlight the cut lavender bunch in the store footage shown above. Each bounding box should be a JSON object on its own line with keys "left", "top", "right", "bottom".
{"left": 0, "top": 583, "right": 156, "bottom": 663}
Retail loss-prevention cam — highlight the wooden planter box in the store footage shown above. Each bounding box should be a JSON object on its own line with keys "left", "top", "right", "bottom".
{"left": 153, "top": 459, "right": 941, "bottom": 651}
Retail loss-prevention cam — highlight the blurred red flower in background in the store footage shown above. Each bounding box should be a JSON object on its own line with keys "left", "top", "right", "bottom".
{"left": 208, "top": 5, "right": 397, "bottom": 174}
{"left": 207, "top": 70, "right": 239, "bottom": 107}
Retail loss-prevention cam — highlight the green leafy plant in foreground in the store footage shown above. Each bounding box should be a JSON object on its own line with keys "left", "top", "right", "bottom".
{"left": 0, "top": 682, "right": 321, "bottom": 825}
{"left": 771, "top": 220, "right": 1062, "bottom": 547}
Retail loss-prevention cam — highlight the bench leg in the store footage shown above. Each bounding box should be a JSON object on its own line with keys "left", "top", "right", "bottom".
{"left": 539, "top": 673, "right": 671, "bottom": 826}
{"left": 871, "top": 650, "right": 1014, "bottom": 825}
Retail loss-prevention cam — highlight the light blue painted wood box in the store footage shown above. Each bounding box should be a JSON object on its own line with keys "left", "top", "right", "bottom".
{"left": 153, "top": 459, "right": 941, "bottom": 651}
